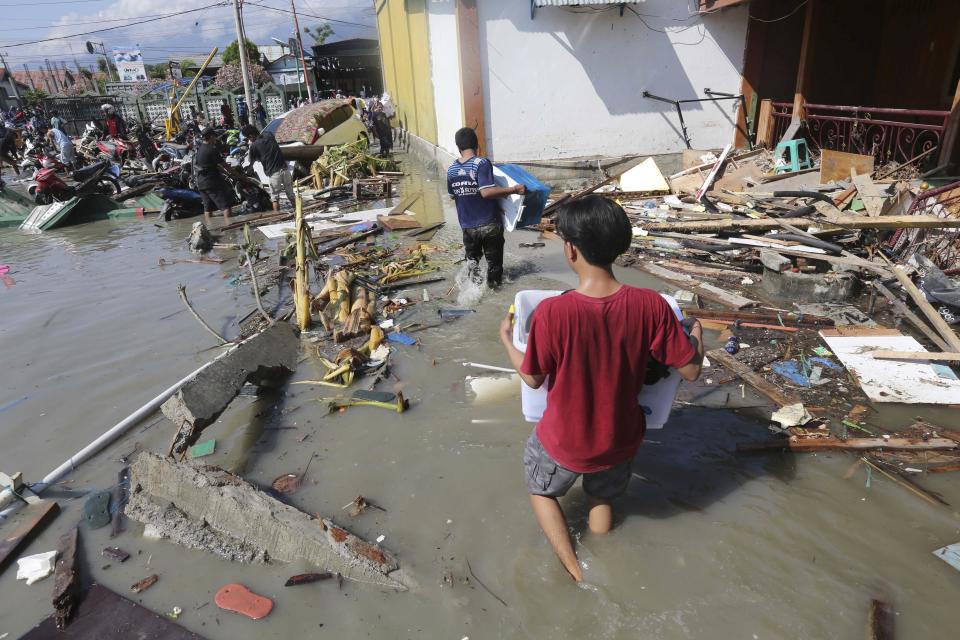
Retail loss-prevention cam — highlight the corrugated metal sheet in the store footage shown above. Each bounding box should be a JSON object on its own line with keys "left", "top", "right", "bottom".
{"left": 533, "top": 1, "right": 643, "bottom": 6}
{"left": 0, "top": 188, "right": 33, "bottom": 228}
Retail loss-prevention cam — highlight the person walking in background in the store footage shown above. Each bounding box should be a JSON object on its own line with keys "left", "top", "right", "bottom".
{"left": 253, "top": 99, "right": 267, "bottom": 129}
{"left": 236, "top": 96, "right": 249, "bottom": 128}
{"left": 446, "top": 127, "right": 524, "bottom": 288}
{"left": 499, "top": 196, "right": 704, "bottom": 582}
{"left": 101, "top": 104, "right": 127, "bottom": 139}
{"left": 220, "top": 103, "right": 234, "bottom": 129}
{"left": 46, "top": 127, "right": 76, "bottom": 168}
{"left": 243, "top": 124, "right": 294, "bottom": 212}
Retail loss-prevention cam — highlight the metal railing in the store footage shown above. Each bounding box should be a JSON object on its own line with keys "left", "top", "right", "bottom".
{"left": 767, "top": 101, "right": 949, "bottom": 167}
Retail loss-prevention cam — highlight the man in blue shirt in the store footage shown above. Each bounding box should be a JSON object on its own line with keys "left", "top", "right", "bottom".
{"left": 447, "top": 127, "right": 524, "bottom": 287}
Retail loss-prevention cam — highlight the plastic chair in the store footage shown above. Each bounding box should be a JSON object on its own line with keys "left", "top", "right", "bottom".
{"left": 774, "top": 139, "right": 812, "bottom": 173}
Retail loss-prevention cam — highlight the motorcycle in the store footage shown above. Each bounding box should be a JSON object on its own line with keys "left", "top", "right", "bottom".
{"left": 28, "top": 159, "right": 122, "bottom": 205}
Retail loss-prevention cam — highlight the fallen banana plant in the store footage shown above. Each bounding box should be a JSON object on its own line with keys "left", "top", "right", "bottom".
{"left": 327, "top": 390, "right": 409, "bottom": 414}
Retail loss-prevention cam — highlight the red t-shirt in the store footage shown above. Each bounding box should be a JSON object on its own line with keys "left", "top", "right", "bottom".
{"left": 520, "top": 286, "right": 695, "bottom": 473}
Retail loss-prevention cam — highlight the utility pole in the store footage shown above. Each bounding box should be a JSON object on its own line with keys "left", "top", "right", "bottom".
{"left": 231, "top": 0, "right": 255, "bottom": 117}
{"left": 22, "top": 63, "right": 37, "bottom": 90}
{"left": 290, "top": 0, "right": 313, "bottom": 102}
{"left": 45, "top": 59, "right": 61, "bottom": 92}
{"left": 0, "top": 52, "right": 22, "bottom": 102}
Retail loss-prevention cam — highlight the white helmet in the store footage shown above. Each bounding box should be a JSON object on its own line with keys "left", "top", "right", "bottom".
{"left": 101, "top": 104, "right": 114, "bottom": 114}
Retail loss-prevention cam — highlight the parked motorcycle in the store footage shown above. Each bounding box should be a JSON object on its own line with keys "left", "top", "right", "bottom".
{"left": 28, "top": 160, "right": 122, "bottom": 205}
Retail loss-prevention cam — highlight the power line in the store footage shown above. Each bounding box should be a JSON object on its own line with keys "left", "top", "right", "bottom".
{"left": 0, "top": 2, "right": 229, "bottom": 48}
{"left": 0, "top": 0, "right": 108, "bottom": 5}
{"left": 244, "top": 2, "right": 375, "bottom": 29}
{"left": 0, "top": 13, "right": 182, "bottom": 32}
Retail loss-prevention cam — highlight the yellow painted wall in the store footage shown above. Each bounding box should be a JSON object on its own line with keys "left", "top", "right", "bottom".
{"left": 375, "top": 0, "right": 437, "bottom": 145}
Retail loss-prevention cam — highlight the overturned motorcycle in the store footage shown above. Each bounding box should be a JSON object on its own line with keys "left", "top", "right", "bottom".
{"left": 28, "top": 160, "right": 122, "bottom": 205}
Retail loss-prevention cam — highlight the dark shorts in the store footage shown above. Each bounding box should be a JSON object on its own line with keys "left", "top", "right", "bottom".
{"left": 523, "top": 432, "right": 632, "bottom": 499}
{"left": 198, "top": 182, "right": 234, "bottom": 212}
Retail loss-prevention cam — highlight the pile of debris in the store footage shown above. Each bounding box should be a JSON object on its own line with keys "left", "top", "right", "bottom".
{"left": 538, "top": 141, "right": 960, "bottom": 468}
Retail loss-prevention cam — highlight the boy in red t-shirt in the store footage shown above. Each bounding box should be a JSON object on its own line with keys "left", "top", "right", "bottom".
{"left": 499, "top": 195, "right": 704, "bottom": 582}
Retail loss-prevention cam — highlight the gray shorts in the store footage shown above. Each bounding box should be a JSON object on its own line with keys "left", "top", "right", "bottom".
{"left": 523, "top": 432, "right": 632, "bottom": 499}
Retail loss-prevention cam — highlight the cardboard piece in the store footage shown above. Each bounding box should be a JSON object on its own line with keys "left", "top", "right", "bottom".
{"left": 819, "top": 149, "right": 874, "bottom": 184}
{"left": 618, "top": 158, "right": 669, "bottom": 193}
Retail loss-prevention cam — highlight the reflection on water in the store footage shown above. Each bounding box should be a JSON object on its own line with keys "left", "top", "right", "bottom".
{"left": 1, "top": 157, "right": 959, "bottom": 639}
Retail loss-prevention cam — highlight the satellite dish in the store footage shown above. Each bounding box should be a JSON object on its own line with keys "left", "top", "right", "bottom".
{"left": 85, "top": 41, "right": 95, "bottom": 54}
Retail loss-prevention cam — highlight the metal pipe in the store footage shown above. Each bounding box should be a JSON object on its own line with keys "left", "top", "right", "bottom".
{"left": 0, "top": 358, "right": 216, "bottom": 519}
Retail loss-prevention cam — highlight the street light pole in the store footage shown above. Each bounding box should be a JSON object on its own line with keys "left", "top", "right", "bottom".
{"left": 231, "top": 0, "right": 255, "bottom": 118}
{"left": 290, "top": 0, "right": 313, "bottom": 102}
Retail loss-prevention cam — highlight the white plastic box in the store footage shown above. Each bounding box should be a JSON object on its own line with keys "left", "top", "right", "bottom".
{"left": 512, "top": 289, "right": 687, "bottom": 428}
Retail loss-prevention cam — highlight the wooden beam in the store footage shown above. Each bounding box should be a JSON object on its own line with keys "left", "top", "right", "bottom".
{"left": 737, "top": 437, "right": 958, "bottom": 453}
{"left": 938, "top": 77, "right": 960, "bottom": 167}
{"left": 870, "top": 350, "right": 960, "bottom": 362}
{"left": 0, "top": 500, "right": 60, "bottom": 576}
{"left": 457, "top": 0, "right": 486, "bottom": 154}
{"left": 891, "top": 265, "right": 960, "bottom": 352}
{"left": 791, "top": 0, "right": 816, "bottom": 121}
{"left": 707, "top": 348, "right": 800, "bottom": 407}
{"left": 52, "top": 527, "right": 80, "bottom": 629}
{"left": 755, "top": 99, "right": 774, "bottom": 148}
{"left": 637, "top": 264, "right": 758, "bottom": 309}
{"left": 871, "top": 281, "right": 952, "bottom": 352}
{"left": 867, "top": 599, "right": 895, "bottom": 640}
{"left": 636, "top": 215, "right": 960, "bottom": 234}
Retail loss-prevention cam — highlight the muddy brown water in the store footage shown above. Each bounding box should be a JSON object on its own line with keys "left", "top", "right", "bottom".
{"left": 2, "top": 157, "right": 960, "bottom": 639}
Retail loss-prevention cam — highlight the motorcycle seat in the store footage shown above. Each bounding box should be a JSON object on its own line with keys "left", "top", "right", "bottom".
{"left": 73, "top": 160, "right": 109, "bottom": 181}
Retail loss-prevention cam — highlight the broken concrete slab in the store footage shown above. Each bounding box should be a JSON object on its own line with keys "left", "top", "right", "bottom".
{"left": 125, "top": 452, "right": 410, "bottom": 591}
{"left": 759, "top": 249, "right": 792, "bottom": 272}
{"left": 761, "top": 267, "right": 859, "bottom": 302}
{"left": 162, "top": 322, "right": 299, "bottom": 457}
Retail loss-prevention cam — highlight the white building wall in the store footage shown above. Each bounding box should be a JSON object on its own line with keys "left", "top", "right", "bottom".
{"left": 475, "top": 1, "right": 750, "bottom": 161}
{"left": 426, "top": 0, "right": 464, "bottom": 157}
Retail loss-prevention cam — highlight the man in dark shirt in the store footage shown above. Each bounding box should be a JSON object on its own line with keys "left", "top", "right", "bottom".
{"left": 0, "top": 127, "right": 22, "bottom": 186}
{"left": 446, "top": 127, "right": 524, "bottom": 287}
{"left": 236, "top": 96, "right": 249, "bottom": 128}
{"left": 193, "top": 128, "right": 235, "bottom": 221}
{"left": 242, "top": 124, "right": 294, "bottom": 212}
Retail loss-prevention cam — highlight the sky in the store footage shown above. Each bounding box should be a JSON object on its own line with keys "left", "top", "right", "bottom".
{"left": 0, "top": 0, "right": 377, "bottom": 75}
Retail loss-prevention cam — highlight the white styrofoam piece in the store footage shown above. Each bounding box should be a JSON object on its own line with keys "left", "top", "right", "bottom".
{"left": 618, "top": 157, "right": 669, "bottom": 192}
{"left": 257, "top": 206, "right": 393, "bottom": 239}
{"left": 818, "top": 333, "right": 960, "bottom": 404}
{"left": 16, "top": 550, "right": 57, "bottom": 585}
{"left": 933, "top": 542, "right": 960, "bottom": 573}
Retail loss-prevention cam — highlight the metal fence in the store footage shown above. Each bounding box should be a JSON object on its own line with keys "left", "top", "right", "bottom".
{"left": 46, "top": 83, "right": 288, "bottom": 134}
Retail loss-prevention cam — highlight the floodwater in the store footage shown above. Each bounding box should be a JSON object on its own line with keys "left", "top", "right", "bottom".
{"left": 2, "top": 156, "right": 960, "bottom": 639}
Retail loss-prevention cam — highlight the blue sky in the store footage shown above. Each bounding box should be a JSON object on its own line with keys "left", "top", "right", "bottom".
{"left": 0, "top": 0, "right": 376, "bottom": 73}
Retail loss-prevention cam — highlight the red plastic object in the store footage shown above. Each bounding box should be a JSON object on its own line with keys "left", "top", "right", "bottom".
{"left": 214, "top": 583, "right": 273, "bottom": 620}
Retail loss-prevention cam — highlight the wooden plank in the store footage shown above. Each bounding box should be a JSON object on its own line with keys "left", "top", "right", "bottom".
{"left": 377, "top": 214, "right": 422, "bottom": 231}
{"left": 0, "top": 500, "right": 59, "bottom": 575}
{"left": 695, "top": 143, "right": 733, "bottom": 201}
{"left": 388, "top": 190, "right": 421, "bottom": 216}
{"left": 755, "top": 99, "right": 774, "bottom": 148}
{"left": 871, "top": 350, "right": 960, "bottom": 362}
{"left": 867, "top": 599, "right": 895, "bottom": 640}
{"left": 636, "top": 215, "right": 960, "bottom": 234}
{"left": 636, "top": 264, "right": 757, "bottom": 309}
{"left": 738, "top": 437, "right": 957, "bottom": 452}
{"left": 22, "top": 583, "right": 205, "bottom": 639}
{"left": 851, "top": 171, "right": 887, "bottom": 217}
{"left": 819, "top": 149, "right": 874, "bottom": 183}
{"left": 52, "top": 527, "right": 80, "bottom": 629}
{"left": 543, "top": 174, "right": 617, "bottom": 216}
{"left": 871, "top": 281, "right": 951, "bottom": 351}
{"left": 707, "top": 348, "right": 799, "bottom": 408}
{"left": 819, "top": 327, "right": 902, "bottom": 337}
{"left": 457, "top": 0, "right": 486, "bottom": 153}
{"left": 891, "top": 265, "right": 960, "bottom": 352}
{"left": 761, "top": 247, "right": 891, "bottom": 276}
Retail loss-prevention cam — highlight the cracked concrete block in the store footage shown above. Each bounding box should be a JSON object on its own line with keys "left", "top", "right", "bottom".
{"left": 125, "top": 452, "right": 410, "bottom": 591}
{"left": 161, "top": 323, "right": 299, "bottom": 454}
{"left": 759, "top": 249, "right": 792, "bottom": 273}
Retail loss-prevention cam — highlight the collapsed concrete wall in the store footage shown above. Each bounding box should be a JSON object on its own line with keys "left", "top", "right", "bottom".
{"left": 125, "top": 452, "right": 410, "bottom": 591}
{"left": 162, "top": 322, "right": 300, "bottom": 457}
